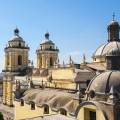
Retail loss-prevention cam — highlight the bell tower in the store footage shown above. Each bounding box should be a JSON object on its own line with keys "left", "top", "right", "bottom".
{"left": 36, "top": 32, "right": 59, "bottom": 68}
{"left": 3, "top": 28, "right": 29, "bottom": 72}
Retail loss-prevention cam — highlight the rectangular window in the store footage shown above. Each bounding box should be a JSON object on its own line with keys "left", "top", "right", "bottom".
{"left": 20, "top": 99, "right": 24, "bottom": 106}
{"left": 89, "top": 111, "right": 96, "bottom": 120}
{"left": 44, "top": 106, "right": 49, "bottom": 114}
{"left": 31, "top": 102, "right": 35, "bottom": 110}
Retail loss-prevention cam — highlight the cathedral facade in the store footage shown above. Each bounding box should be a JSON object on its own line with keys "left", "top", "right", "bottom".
{"left": 1, "top": 16, "right": 120, "bottom": 120}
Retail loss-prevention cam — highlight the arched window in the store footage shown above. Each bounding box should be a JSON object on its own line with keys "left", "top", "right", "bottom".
{"left": 31, "top": 101, "right": 35, "bottom": 110}
{"left": 40, "top": 57, "right": 42, "bottom": 66}
{"left": 50, "top": 46, "right": 52, "bottom": 49}
{"left": 50, "top": 57, "right": 53, "bottom": 66}
{"left": 19, "top": 42, "right": 21, "bottom": 47}
{"left": 7, "top": 54, "right": 9, "bottom": 65}
{"left": 60, "top": 108, "right": 67, "bottom": 116}
{"left": 20, "top": 99, "right": 24, "bottom": 106}
{"left": 41, "top": 46, "right": 42, "bottom": 50}
{"left": 44, "top": 105, "right": 49, "bottom": 114}
{"left": 86, "top": 80, "right": 90, "bottom": 86}
{"left": 84, "top": 108, "right": 96, "bottom": 120}
{"left": 116, "top": 108, "right": 120, "bottom": 120}
{"left": 89, "top": 111, "right": 96, "bottom": 120}
{"left": 18, "top": 55, "right": 22, "bottom": 65}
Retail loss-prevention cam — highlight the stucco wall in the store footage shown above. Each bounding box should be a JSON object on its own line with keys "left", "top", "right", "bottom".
{"left": 77, "top": 104, "right": 106, "bottom": 120}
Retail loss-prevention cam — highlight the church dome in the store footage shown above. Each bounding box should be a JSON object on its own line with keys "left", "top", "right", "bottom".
{"left": 9, "top": 28, "right": 24, "bottom": 42}
{"left": 10, "top": 35, "right": 24, "bottom": 42}
{"left": 37, "top": 32, "right": 59, "bottom": 52}
{"left": 106, "top": 47, "right": 120, "bottom": 56}
{"left": 108, "top": 20, "right": 119, "bottom": 26}
{"left": 40, "top": 32, "right": 54, "bottom": 45}
{"left": 93, "top": 17, "right": 120, "bottom": 58}
{"left": 87, "top": 71, "right": 120, "bottom": 94}
{"left": 40, "top": 40, "right": 54, "bottom": 45}
{"left": 93, "top": 41, "right": 120, "bottom": 57}
{"left": 108, "top": 20, "right": 119, "bottom": 29}
{"left": 5, "top": 28, "right": 29, "bottom": 49}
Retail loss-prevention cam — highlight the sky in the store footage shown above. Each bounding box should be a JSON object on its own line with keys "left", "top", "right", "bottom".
{"left": 0, "top": 0, "right": 120, "bottom": 71}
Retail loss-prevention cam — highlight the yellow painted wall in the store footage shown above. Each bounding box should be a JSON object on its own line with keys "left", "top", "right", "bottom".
{"left": 77, "top": 104, "right": 106, "bottom": 120}
{"left": 15, "top": 101, "right": 57, "bottom": 120}
{"left": 15, "top": 101, "right": 44, "bottom": 120}
{"left": 5, "top": 49, "right": 29, "bottom": 71}
{"left": 93, "top": 57, "right": 106, "bottom": 67}
{"left": 37, "top": 53, "right": 58, "bottom": 68}
{"left": 15, "top": 100, "right": 76, "bottom": 120}
{"left": 15, "top": 73, "right": 76, "bottom": 90}
{"left": 51, "top": 68, "right": 74, "bottom": 81}
{"left": 3, "top": 75, "right": 14, "bottom": 106}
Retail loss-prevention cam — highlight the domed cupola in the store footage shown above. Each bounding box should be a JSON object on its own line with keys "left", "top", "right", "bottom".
{"left": 40, "top": 32, "right": 55, "bottom": 45}
{"left": 92, "top": 15, "right": 120, "bottom": 66}
{"left": 87, "top": 43, "right": 120, "bottom": 102}
{"left": 107, "top": 18, "right": 120, "bottom": 42}
{"left": 7, "top": 28, "right": 28, "bottom": 48}
{"left": 106, "top": 47, "right": 120, "bottom": 56}
{"left": 86, "top": 71, "right": 120, "bottom": 102}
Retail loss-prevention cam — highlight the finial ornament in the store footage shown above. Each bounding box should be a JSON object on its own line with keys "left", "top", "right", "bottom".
{"left": 63, "top": 60, "right": 65, "bottom": 67}
{"left": 45, "top": 32, "right": 49, "bottom": 39}
{"left": 69, "top": 55, "right": 73, "bottom": 64}
{"left": 57, "top": 58, "right": 59, "bottom": 64}
{"left": 112, "top": 12, "right": 115, "bottom": 21}
{"left": 69, "top": 55, "right": 72, "bottom": 63}
{"left": 83, "top": 53, "right": 86, "bottom": 64}
{"left": 14, "top": 27, "right": 19, "bottom": 36}
{"left": 83, "top": 54, "right": 86, "bottom": 64}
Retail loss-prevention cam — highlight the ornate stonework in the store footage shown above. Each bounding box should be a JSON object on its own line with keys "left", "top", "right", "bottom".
{"left": 4, "top": 28, "right": 29, "bottom": 72}
{"left": 36, "top": 32, "right": 59, "bottom": 69}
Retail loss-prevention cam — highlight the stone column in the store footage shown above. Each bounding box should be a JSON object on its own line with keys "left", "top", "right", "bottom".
{"left": 3, "top": 74, "right": 14, "bottom": 107}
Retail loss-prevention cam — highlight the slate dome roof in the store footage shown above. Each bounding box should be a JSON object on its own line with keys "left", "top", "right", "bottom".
{"left": 87, "top": 70, "right": 120, "bottom": 94}
{"left": 40, "top": 40, "right": 54, "bottom": 45}
{"left": 40, "top": 32, "right": 55, "bottom": 45}
{"left": 9, "top": 35, "right": 24, "bottom": 42}
{"left": 9, "top": 28, "right": 25, "bottom": 42}
{"left": 106, "top": 47, "right": 120, "bottom": 56}
{"left": 22, "top": 89, "right": 78, "bottom": 114}
{"left": 108, "top": 20, "right": 119, "bottom": 27}
{"left": 93, "top": 41, "right": 120, "bottom": 57}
